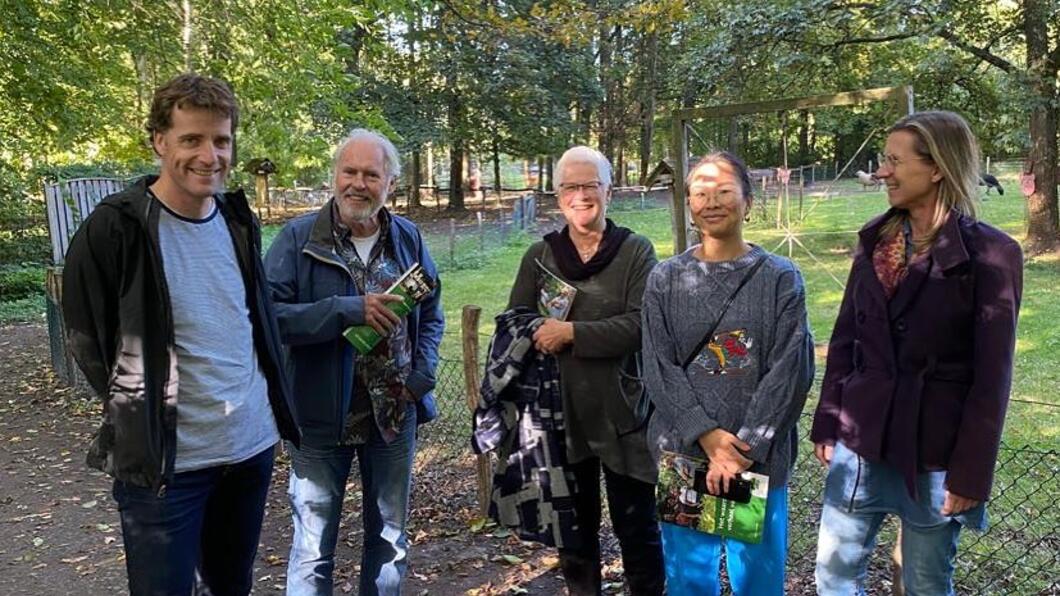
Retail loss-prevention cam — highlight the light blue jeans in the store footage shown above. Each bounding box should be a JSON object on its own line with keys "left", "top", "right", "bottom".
{"left": 661, "top": 487, "right": 789, "bottom": 596}
{"left": 285, "top": 408, "right": 416, "bottom": 596}
{"left": 815, "top": 442, "right": 986, "bottom": 596}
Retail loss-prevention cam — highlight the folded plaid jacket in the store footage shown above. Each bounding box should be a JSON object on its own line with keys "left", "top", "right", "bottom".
{"left": 472, "top": 307, "right": 580, "bottom": 548}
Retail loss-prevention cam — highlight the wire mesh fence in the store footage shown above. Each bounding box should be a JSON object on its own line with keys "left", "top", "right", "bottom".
{"left": 418, "top": 358, "right": 1060, "bottom": 594}
{"left": 421, "top": 218, "right": 528, "bottom": 274}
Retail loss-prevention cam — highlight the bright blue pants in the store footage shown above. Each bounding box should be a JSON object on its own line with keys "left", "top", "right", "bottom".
{"left": 661, "top": 486, "right": 788, "bottom": 596}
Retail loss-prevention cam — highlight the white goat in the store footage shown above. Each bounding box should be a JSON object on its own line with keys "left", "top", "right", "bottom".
{"left": 855, "top": 170, "right": 881, "bottom": 191}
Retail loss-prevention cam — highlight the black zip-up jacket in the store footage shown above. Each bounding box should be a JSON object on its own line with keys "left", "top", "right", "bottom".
{"left": 62, "top": 176, "right": 300, "bottom": 491}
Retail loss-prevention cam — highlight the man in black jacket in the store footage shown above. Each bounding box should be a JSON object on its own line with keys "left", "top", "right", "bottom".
{"left": 62, "top": 73, "right": 300, "bottom": 596}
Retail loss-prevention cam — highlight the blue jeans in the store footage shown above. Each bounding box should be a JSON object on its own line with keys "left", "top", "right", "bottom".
{"left": 112, "top": 445, "right": 275, "bottom": 596}
{"left": 286, "top": 408, "right": 416, "bottom": 596}
{"left": 815, "top": 442, "right": 984, "bottom": 596}
{"left": 661, "top": 487, "right": 789, "bottom": 596}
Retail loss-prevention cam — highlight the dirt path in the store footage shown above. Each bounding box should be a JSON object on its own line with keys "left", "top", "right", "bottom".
{"left": 0, "top": 324, "right": 585, "bottom": 595}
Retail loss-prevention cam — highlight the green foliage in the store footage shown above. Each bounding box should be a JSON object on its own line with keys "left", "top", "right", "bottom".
{"left": 0, "top": 163, "right": 49, "bottom": 265}
{"left": 31, "top": 161, "right": 157, "bottom": 185}
{"left": 0, "top": 294, "right": 45, "bottom": 324}
{"left": 0, "top": 265, "right": 45, "bottom": 301}
{"left": 0, "top": 0, "right": 1049, "bottom": 216}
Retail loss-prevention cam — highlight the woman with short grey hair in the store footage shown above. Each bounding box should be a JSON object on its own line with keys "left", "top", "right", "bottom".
{"left": 506, "top": 145, "right": 665, "bottom": 595}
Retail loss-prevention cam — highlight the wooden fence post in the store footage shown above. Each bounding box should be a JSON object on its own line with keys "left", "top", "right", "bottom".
{"left": 462, "top": 305, "right": 492, "bottom": 517}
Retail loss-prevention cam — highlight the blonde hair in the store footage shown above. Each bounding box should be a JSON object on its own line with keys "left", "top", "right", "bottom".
{"left": 882, "top": 111, "right": 980, "bottom": 250}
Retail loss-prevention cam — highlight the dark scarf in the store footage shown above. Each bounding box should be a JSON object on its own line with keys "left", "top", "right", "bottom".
{"left": 543, "top": 219, "right": 632, "bottom": 281}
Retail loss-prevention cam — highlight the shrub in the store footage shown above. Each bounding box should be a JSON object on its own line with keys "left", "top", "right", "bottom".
{"left": 0, "top": 265, "right": 46, "bottom": 301}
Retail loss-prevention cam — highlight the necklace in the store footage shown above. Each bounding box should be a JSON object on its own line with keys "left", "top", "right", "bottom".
{"left": 578, "top": 245, "right": 597, "bottom": 261}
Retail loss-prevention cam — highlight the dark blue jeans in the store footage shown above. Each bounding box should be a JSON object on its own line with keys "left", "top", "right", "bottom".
{"left": 112, "top": 445, "right": 276, "bottom": 596}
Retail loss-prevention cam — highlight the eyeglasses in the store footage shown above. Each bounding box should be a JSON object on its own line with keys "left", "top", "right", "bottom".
{"left": 688, "top": 187, "right": 742, "bottom": 204}
{"left": 558, "top": 181, "right": 603, "bottom": 195}
{"left": 877, "top": 153, "right": 929, "bottom": 169}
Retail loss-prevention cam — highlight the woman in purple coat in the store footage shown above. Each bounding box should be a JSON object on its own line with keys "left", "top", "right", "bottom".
{"left": 811, "top": 111, "right": 1023, "bottom": 595}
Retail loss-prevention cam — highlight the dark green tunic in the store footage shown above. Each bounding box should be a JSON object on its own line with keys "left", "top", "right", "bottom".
{"left": 507, "top": 233, "right": 658, "bottom": 484}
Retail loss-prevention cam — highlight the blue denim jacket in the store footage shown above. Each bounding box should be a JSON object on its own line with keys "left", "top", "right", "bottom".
{"left": 264, "top": 202, "right": 444, "bottom": 447}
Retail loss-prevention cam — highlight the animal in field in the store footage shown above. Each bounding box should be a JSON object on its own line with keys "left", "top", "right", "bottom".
{"left": 980, "top": 173, "right": 1004, "bottom": 195}
{"left": 855, "top": 170, "right": 882, "bottom": 191}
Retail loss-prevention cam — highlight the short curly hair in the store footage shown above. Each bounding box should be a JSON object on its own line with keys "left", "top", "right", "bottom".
{"left": 146, "top": 73, "right": 238, "bottom": 139}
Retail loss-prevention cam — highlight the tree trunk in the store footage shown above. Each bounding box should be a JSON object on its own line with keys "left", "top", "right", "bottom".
{"left": 448, "top": 141, "right": 465, "bottom": 210}
{"left": 834, "top": 132, "right": 845, "bottom": 175}
{"left": 426, "top": 143, "right": 435, "bottom": 188}
{"left": 728, "top": 118, "right": 740, "bottom": 154}
{"left": 599, "top": 24, "right": 614, "bottom": 163}
{"left": 181, "top": 0, "right": 194, "bottom": 70}
{"left": 446, "top": 63, "right": 466, "bottom": 210}
{"left": 798, "top": 109, "right": 810, "bottom": 166}
{"left": 780, "top": 111, "right": 789, "bottom": 168}
{"left": 638, "top": 31, "right": 658, "bottom": 186}
{"left": 537, "top": 156, "right": 545, "bottom": 192}
{"left": 810, "top": 119, "right": 817, "bottom": 157}
{"left": 1024, "top": 0, "right": 1060, "bottom": 252}
{"left": 545, "top": 156, "right": 554, "bottom": 192}
{"left": 492, "top": 135, "right": 502, "bottom": 200}
{"left": 411, "top": 150, "right": 422, "bottom": 208}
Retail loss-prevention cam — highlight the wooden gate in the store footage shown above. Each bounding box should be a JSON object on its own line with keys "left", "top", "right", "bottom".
{"left": 43, "top": 177, "right": 126, "bottom": 264}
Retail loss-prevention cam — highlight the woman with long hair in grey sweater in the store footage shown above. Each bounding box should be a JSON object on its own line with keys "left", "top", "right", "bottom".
{"left": 641, "top": 151, "right": 815, "bottom": 595}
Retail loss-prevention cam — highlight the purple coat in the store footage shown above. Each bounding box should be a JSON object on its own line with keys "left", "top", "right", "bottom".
{"left": 810, "top": 209, "right": 1023, "bottom": 502}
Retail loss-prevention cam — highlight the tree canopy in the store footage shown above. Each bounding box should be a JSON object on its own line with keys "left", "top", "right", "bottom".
{"left": 2, "top": 0, "right": 1057, "bottom": 248}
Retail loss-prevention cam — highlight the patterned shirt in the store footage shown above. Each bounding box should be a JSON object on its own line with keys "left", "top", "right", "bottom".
{"left": 331, "top": 205, "right": 414, "bottom": 444}
{"left": 872, "top": 218, "right": 926, "bottom": 300}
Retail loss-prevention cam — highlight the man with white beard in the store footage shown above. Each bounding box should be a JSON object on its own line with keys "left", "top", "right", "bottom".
{"left": 264, "top": 129, "right": 444, "bottom": 596}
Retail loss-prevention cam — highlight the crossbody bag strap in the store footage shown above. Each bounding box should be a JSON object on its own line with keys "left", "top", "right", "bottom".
{"left": 681, "top": 254, "right": 768, "bottom": 369}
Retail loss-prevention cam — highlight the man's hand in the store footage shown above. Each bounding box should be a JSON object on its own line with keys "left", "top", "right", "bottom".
{"left": 533, "top": 319, "right": 574, "bottom": 354}
{"left": 814, "top": 442, "right": 835, "bottom": 467}
{"left": 941, "top": 491, "right": 980, "bottom": 516}
{"left": 697, "top": 428, "right": 752, "bottom": 495}
{"left": 363, "top": 293, "right": 404, "bottom": 336}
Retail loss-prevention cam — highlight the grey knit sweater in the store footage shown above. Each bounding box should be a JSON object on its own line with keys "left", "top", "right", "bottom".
{"left": 641, "top": 244, "right": 814, "bottom": 487}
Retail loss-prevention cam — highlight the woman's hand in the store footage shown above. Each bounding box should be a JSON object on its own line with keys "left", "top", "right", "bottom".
{"left": 814, "top": 442, "right": 835, "bottom": 467}
{"left": 941, "top": 491, "right": 980, "bottom": 516}
{"left": 533, "top": 319, "right": 574, "bottom": 354}
{"left": 697, "top": 428, "right": 752, "bottom": 495}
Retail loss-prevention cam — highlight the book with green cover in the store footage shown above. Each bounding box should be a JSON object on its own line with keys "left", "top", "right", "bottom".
{"left": 342, "top": 263, "right": 434, "bottom": 355}
{"left": 656, "top": 450, "right": 769, "bottom": 543}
